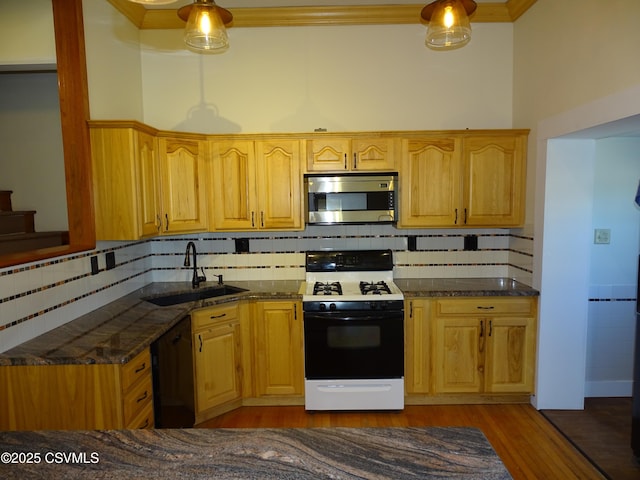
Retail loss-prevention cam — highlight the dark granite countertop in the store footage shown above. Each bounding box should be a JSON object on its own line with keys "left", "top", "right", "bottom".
{"left": 0, "top": 278, "right": 536, "bottom": 367}
{"left": 396, "top": 277, "right": 539, "bottom": 297}
{"left": 0, "top": 427, "right": 511, "bottom": 479}
{"left": 0, "top": 280, "right": 302, "bottom": 367}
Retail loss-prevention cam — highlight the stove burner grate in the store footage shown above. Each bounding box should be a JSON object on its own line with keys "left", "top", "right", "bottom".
{"left": 313, "top": 281, "right": 343, "bottom": 296}
{"left": 359, "top": 281, "right": 392, "bottom": 295}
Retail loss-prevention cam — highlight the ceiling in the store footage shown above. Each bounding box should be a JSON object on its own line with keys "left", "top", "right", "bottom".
{"left": 110, "top": 0, "right": 537, "bottom": 28}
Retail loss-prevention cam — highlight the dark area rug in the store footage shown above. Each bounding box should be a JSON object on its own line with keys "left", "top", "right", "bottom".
{"left": 542, "top": 397, "right": 640, "bottom": 480}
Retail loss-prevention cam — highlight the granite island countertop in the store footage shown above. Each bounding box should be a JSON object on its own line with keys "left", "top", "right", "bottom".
{"left": 0, "top": 278, "right": 537, "bottom": 367}
{"left": 0, "top": 426, "right": 512, "bottom": 479}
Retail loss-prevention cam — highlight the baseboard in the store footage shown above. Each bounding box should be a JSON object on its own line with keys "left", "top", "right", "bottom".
{"left": 584, "top": 380, "right": 632, "bottom": 397}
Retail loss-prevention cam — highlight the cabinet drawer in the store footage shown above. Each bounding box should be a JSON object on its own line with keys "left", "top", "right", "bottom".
{"left": 191, "top": 303, "right": 238, "bottom": 331}
{"left": 126, "top": 399, "right": 154, "bottom": 429}
{"left": 121, "top": 348, "right": 151, "bottom": 392}
{"left": 123, "top": 372, "right": 153, "bottom": 426}
{"left": 435, "top": 297, "right": 535, "bottom": 316}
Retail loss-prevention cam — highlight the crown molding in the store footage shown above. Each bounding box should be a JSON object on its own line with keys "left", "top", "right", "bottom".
{"left": 106, "top": 1, "right": 537, "bottom": 29}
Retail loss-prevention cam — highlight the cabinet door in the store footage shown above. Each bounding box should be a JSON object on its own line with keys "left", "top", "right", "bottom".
{"left": 193, "top": 321, "right": 241, "bottom": 414}
{"left": 404, "top": 299, "right": 430, "bottom": 394}
{"left": 462, "top": 135, "right": 526, "bottom": 226}
{"left": 307, "top": 138, "right": 350, "bottom": 171}
{"left": 136, "top": 130, "right": 162, "bottom": 237}
{"left": 157, "top": 137, "right": 208, "bottom": 234}
{"left": 398, "top": 137, "right": 462, "bottom": 227}
{"left": 91, "top": 126, "right": 142, "bottom": 240}
{"left": 210, "top": 140, "right": 256, "bottom": 230}
{"left": 255, "top": 140, "right": 303, "bottom": 230}
{"left": 485, "top": 317, "right": 536, "bottom": 393}
{"left": 433, "top": 317, "right": 484, "bottom": 393}
{"left": 253, "top": 301, "right": 304, "bottom": 396}
{"left": 352, "top": 138, "right": 396, "bottom": 171}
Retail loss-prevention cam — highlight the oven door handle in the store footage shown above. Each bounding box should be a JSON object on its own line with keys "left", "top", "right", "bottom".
{"left": 304, "top": 313, "right": 402, "bottom": 323}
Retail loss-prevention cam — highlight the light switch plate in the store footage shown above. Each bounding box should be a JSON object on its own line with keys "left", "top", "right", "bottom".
{"left": 594, "top": 228, "right": 611, "bottom": 244}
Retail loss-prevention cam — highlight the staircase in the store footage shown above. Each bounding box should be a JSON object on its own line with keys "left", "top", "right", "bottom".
{"left": 0, "top": 191, "right": 69, "bottom": 255}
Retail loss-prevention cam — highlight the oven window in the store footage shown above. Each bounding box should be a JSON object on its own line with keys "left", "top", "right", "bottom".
{"left": 327, "top": 325, "right": 380, "bottom": 349}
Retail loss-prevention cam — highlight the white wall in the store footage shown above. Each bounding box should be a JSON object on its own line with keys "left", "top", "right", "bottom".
{"left": 586, "top": 138, "right": 640, "bottom": 397}
{"left": 136, "top": 23, "right": 514, "bottom": 133}
{"left": 0, "top": 73, "right": 68, "bottom": 231}
{"left": 82, "top": 0, "right": 145, "bottom": 121}
{"left": 513, "top": 0, "right": 640, "bottom": 408}
{"left": 0, "top": 0, "right": 56, "bottom": 68}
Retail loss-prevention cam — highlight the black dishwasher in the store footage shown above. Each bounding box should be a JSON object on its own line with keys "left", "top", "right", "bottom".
{"left": 150, "top": 316, "right": 195, "bottom": 428}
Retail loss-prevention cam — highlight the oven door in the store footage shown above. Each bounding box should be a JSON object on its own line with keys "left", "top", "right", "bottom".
{"left": 303, "top": 310, "right": 404, "bottom": 380}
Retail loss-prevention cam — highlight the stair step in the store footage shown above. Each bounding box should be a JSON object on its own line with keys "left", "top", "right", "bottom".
{"left": 0, "top": 211, "right": 36, "bottom": 235}
{"left": 0, "top": 231, "right": 69, "bottom": 255}
{"left": 0, "top": 191, "right": 12, "bottom": 211}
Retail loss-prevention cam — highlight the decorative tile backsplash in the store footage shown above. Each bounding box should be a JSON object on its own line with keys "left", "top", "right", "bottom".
{"left": 0, "top": 225, "right": 533, "bottom": 352}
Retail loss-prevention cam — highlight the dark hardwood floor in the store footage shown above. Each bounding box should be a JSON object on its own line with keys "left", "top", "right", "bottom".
{"left": 542, "top": 397, "right": 640, "bottom": 480}
{"left": 192, "top": 404, "right": 605, "bottom": 479}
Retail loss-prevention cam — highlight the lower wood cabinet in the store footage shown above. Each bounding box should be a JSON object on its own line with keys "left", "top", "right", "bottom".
{"left": 191, "top": 302, "right": 243, "bottom": 423}
{"left": 431, "top": 297, "right": 537, "bottom": 395}
{"left": 404, "top": 298, "right": 431, "bottom": 395}
{"left": 252, "top": 300, "right": 304, "bottom": 398}
{"left": 0, "top": 348, "right": 154, "bottom": 431}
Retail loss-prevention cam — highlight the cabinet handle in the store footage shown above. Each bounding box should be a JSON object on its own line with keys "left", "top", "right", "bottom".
{"left": 198, "top": 334, "right": 203, "bottom": 353}
{"left": 135, "top": 362, "right": 146, "bottom": 373}
{"left": 260, "top": 211, "right": 264, "bottom": 228}
{"left": 454, "top": 208, "right": 458, "bottom": 225}
{"left": 210, "top": 313, "right": 227, "bottom": 319}
{"left": 251, "top": 211, "right": 255, "bottom": 227}
{"left": 294, "top": 304, "right": 297, "bottom": 320}
{"left": 353, "top": 152, "right": 357, "bottom": 169}
{"left": 409, "top": 301, "right": 413, "bottom": 318}
{"left": 464, "top": 208, "right": 467, "bottom": 224}
{"left": 165, "top": 213, "right": 169, "bottom": 231}
{"left": 156, "top": 214, "right": 161, "bottom": 232}
{"left": 479, "top": 319, "right": 484, "bottom": 337}
{"left": 141, "top": 418, "right": 150, "bottom": 429}
{"left": 344, "top": 153, "right": 347, "bottom": 170}
{"left": 137, "top": 390, "right": 148, "bottom": 403}
{"left": 488, "top": 320, "right": 493, "bottom": 337}
{"left": 477, "top": 306, "right": 495, "bottom": 310}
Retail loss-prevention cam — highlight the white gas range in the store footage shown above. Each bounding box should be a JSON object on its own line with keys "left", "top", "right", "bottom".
{"left": 301, "top": 250, "right": 405, "bottom": 411}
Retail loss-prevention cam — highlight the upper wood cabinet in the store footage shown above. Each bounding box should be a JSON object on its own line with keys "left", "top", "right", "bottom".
{"left": 398, "top": 131, "right": 527, "bottom": 228}
{"left": 210, "top": 139, "right": 303, "bottom": 231}
{"left": 156, "top": 135, "right": 209, "bottom": 234}
{"left": 398, "top": 137, "right": 462, "bottom": 227}
{"left": 306, "top": 137, "right": 396, "bottom": 172}
{"left": 462, "top": 134, "right": 526, "bottom": 226}
{"left": 90, "top": 123, "right": 208, "bottom": 240}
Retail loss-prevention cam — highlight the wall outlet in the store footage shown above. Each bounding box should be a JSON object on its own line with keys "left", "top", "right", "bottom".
{"left": 464, "top": 234, "right": 478, "bottom": 251}
{"left": 594, "top": 228, "right": 611, "bottom": 244}
{"left": 105, "top": 252, "right": 116, "bottom": 270}
{"left": 90, "top": 256, "right": 99, "bottom": 275}
{"left": 235, "top": 238, "right": 250, "bottom": 253}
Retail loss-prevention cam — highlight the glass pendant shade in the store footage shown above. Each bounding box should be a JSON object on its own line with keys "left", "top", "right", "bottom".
{"left": 424, "top": 0, "right": 473, "bottom": 50}
{"left": 184, "top": 0, "right": 229, "bottom": 52}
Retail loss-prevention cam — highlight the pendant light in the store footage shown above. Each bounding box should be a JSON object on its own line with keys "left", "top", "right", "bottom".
{"left": 177, "top": 0, "right": 233, "bottom": 53}
{"left": 421, "top": 0, "right": 477, "bottom": 50}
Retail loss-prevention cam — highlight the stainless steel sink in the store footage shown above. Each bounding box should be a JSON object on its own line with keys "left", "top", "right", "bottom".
{"left": 143, "top": 285, "right": 248, "bottom": 306}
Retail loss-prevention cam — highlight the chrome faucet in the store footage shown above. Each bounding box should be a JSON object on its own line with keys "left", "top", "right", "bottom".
{"left": 184, "top": 241, "right": 206, "bottom": 289}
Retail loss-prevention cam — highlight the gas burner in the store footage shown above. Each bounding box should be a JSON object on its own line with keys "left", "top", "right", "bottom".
{"left": 313, "top": 281, "right": 343, "bottom": 296}
{"left": 360, "top": 281, "right": 392, "bottom": 295}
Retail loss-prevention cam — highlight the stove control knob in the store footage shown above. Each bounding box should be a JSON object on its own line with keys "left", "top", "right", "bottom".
{"left": 319, "top": 303, "right": 327, "bottom": 311}
{"left": 329, "top": 303, "right": 337, "bottom": 311}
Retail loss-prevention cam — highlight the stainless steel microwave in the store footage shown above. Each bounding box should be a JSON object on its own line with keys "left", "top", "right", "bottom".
{"left": 304, "top": 172, "right": 398, "bottom": 225}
